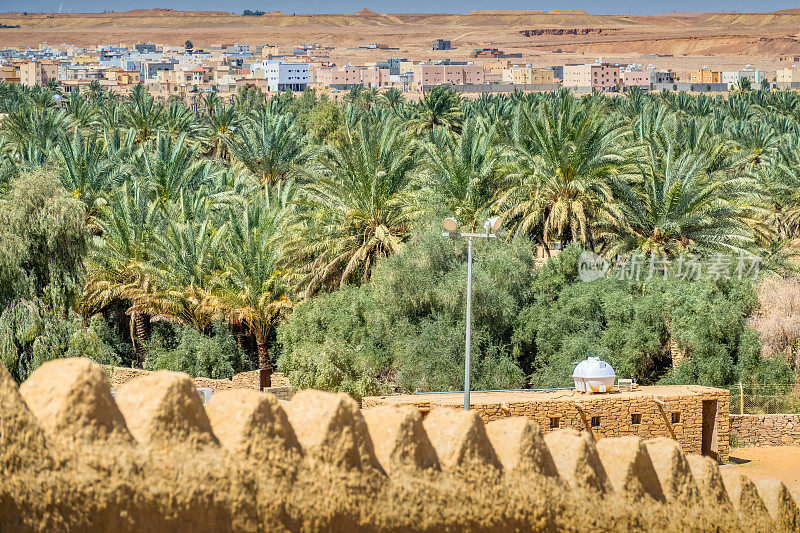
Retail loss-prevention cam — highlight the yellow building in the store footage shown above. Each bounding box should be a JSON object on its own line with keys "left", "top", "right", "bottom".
{"left": 72, "top": 54, "right": 97, "bottom": 65}
{"left": 0, "top": 65, "right": 20, "bottom": 84}
{"left": 480, "top": 58, "right": 511, "bottom": 75}
{"left": 777, "top": 67, "right": 800, "bottom": 87}
{"left": 106, "top": 68, "right": 141, "bottom": 88}
{"left": 502, "top": 67, "right": 554, "bottom": 85}
{"left": 689, "top": 70, "right": 722, "bottom": 84}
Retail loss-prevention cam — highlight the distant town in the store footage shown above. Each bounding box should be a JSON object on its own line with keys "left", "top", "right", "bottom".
{"left": 2, "top": 38, "right": 800, "bottom": 101}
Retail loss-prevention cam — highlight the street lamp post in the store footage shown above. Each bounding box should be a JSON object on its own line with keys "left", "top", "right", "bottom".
{"left": 442, "top": 216, "right": 502, "bottom": 410}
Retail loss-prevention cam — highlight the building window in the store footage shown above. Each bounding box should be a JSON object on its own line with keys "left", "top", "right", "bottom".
{"left": 549, "top": 417, "right": 560, "bottom": 429}
{"left": 631, "top": 413, "right": 641, "bottom": 425}
{"left": 591, "top": 416, "right": 601, "bottom": 428}
{"left": 672, "top": 412, "right": 681, "bottom": 424}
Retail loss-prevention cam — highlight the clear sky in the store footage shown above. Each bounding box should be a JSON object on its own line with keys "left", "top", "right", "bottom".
{"left": 0, "top": 0, "right": 798, "bottom": 15}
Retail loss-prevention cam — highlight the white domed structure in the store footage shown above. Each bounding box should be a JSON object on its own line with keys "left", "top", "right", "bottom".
{"left": 572, "top": 357, "right": 615, "bottom": 393}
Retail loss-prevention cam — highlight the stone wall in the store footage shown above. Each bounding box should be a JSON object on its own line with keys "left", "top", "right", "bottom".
{"left": 103, "top": 365, "right": 291, "bottom": 393}
{"left": 730, "top": 414, "right": 800, "bottom": 447}
{"left": 364, "top": 386, "right": 731, "bottom": 462}
{"left": 264, "top": 386, "right": 294, "bottom": 401}
{"left": 2, "top": 357, "right": 797, "bottom": 531}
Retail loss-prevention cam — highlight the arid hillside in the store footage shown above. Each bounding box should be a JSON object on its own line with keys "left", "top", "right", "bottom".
{"left": 1, "top": 8, "right": 800, "bottom": 66}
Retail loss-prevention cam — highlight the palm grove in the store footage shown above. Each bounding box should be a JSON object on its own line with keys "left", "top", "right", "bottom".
{"left": 0, "top": 81, "right": 798, "bottom": 395}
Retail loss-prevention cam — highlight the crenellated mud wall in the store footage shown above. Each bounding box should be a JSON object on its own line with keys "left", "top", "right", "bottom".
{"left": 1, "top": 357, "right": 798, "bottom": 532}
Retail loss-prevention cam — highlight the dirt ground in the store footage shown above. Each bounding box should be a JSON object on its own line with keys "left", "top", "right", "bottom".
{"left": 723, "top": 446, "right": 800, "bottom": 501}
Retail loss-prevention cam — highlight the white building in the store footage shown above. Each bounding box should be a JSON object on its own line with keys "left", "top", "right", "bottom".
{"left": 251, "top": 60, "right": 309, "bottom": 92}
{"left": 721, "top": 69, "right": 766, "bottom": 88}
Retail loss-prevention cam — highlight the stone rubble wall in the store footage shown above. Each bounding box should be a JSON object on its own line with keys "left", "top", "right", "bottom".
{"left": 730, "top": 414, "right": 800, "bottom": 446}
{"left": 2, "top": 357, "right": 798, "bottom": 531}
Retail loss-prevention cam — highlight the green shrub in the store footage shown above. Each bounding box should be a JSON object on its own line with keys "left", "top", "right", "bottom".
{"left": 145, "top": 320, "right": 248, "bottom": 379}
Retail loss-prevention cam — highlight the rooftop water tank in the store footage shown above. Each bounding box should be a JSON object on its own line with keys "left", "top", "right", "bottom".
{"left": 572, "top": 357, "right": 615, "bottom": 394}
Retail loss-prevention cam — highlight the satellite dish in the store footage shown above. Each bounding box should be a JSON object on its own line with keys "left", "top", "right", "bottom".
{"left": 443, "top": 217, "right": 458, "bottom": 232}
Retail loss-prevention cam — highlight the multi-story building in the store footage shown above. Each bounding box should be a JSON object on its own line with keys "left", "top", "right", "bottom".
{"left": 226, "top": 43, "right": 251, "bottom": 55}
{"left": 156, "top": 65, "right": 211, "bottom": 90}
{"left": 106, "top": 68, "right": 141, "bottom": 88}
{"left": 651, "top": 70, "right": 676, "bottom": 85}
{"left": 376, "top": 58, "right": 405, "bottom": 75}
{"left": 547, "top": 65, "right": 564, "bottom": 80}
{"left": 252, "top": 60, "right": 309, "bottom": 91}
{"left": 311, "top": 66, "right": 392, "bottom": 88}
{"left": 19, "top": 59, "right": 58, "bottom": 86}
{"left": 689, "top": 70, "right": 722, "bottom": 84}
{"left": 134, "top": 43, "right": 159, "bottom": 54}
{"left": 432, "top": 39, "right": 451, "bottom": 51}
{"left": 140, "top": 59, "right": 177, "bottom": 80}
{"left": 721, "top": 69, "right": 765, "bottom": 88}
{"left": 411, "top": 64, "right": 484, "bottom": 90}
{"left": 481, "top": 59, "right": 511, "bottom": 76}
{"left": 501, "top": 66, "right": 554, "bottom": 85}
{"left": 0, "top": 65, "right": 20, "bottom": 84}
{"left": 777, "top": 67, "right": 800, "bottom": 88}
{"left": 562, "top": 63, "right": 618, "bottom": 91}
{"left": 622, "top": 69, "right": 650, "bottom": 89}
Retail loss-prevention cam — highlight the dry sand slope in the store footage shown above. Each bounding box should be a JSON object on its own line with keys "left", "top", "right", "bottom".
{"left": 1, "top": 8, "right": 800, "bottom": 61}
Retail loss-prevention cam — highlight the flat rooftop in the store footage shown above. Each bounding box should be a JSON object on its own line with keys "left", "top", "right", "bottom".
{"left": 363, "top": 385, "right": 727, "bottom": 407}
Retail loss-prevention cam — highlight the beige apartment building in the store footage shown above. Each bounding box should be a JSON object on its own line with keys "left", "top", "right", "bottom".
{"left": 19, "top": 60, "right": 58, "bottom": 87}
{"left": 411, "top": 64, "right": 484, "bottom": 90}
{"left": 0, "top": 65, "right": 20, "bottom": 84}
{"left": 106, "top": 68, "right": 141, "bottom": 88}
{"left": 777, "top": 67, "right": 800, "bottom": 88}
{"left": 156, "top": 65, "right": 212, "bottom": 89}
{"left": 501, "top": 67, "right": 554, "bottom": 85}
{"left": 481, "top": 58, "right": 511, "bottom": 75}
{"left": 562, "top": 63, "right": 618, "bottom": 91}
{"left": 622, "top": 69, "right": 651, "bottom": 89}
{"left": 311, "top": 66, "right": 391, "bottom": 88}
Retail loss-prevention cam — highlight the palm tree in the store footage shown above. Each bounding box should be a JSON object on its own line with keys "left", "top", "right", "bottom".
{"left": 224, "top": 111, "right": 309, "bottom": 185}
{"left": 162, "top": 100, "right": 202, "bottom": 140}
{"left": 203, "top": 99, "right": 240, "bottom": 159}
{"left": 138, "top": 197, "right": 223, "bottom": 335}
{"left": 287, "top": 117, "right": 418, "bottom": 296}
{"left": 1, "top": 104, "right": 73, "bottom": 156}
{"left": 124, "top": 83, "right": 164, "bottom": 143}
{"left": 409, "top": 85, "right": 463, "bottom": 134}
{"left": 56, "top": 130, "right": 123, "bottom": 221}
{"left": 736, "top": 77, "right": 752, "bottom": 93}
{"left": 86, "top": 182, "right": 159, "bottom": 365}
{"left": 131, "top": 132, "right": 212, "bottom": 204}
{"left": 381, "top": 87, "right": 405, "bottom": 110}
{"left": 215, "top": 184, "right": 294, "bottom": 387}
{"left": 421, "top": 119, "right": 500, "bottom": 230}
{"left": 497, "top": 91, "right": 631, "bottom": 249}
{"left": 600, "top": 139, "right": 761, "bottom": 257}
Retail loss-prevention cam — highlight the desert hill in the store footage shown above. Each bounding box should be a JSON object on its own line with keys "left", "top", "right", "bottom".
{"left": 0, "top": 8, "right": 798, "bottom": 60}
